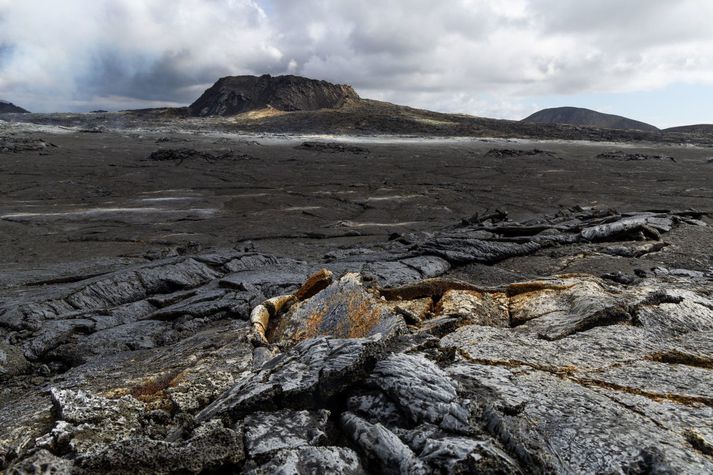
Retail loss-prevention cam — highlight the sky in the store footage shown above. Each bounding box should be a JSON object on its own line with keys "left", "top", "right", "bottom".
{"left": 1, "top": 0, "right": 712, "bottom": 128}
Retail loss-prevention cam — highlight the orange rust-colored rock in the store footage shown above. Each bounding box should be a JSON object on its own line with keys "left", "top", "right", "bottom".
{"left": 294, "top": 268, "right": 334, "bottom": 301}
{"left": 386, "top": 297, "right": 433, "bottom": 324}
{"left": 269, "top": 273, "right": 404, "bottom": 345}
{"left": 505, "top": 280, "right": 572, "bottom": 297}
{"left": 436, "top": 289, "right": 509, "bottom": 327}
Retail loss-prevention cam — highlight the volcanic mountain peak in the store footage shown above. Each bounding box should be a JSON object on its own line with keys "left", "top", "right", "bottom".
{"left": 522, "top": 106, "right": 659, "bottom": 132}
{"left": 0, "top": 100, "right": 30, "bottom": 113}
{"left": 189, "top": 74, "right": 360, "bottom": 117}
{"left": 664, "top": 124, "right": 713, "bottom": 134}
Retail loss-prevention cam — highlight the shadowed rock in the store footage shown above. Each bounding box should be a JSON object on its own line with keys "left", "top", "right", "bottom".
{"left": 296, "top": 141, "right": 369, "bottom": 154}
{"left": 189, "top": 74, "right": 360, "bottom": 117}
{"left": 484, "top": 148, "right": 556, "bottom": 159}
{"left": 146, "top": 148, "right": 255, "bottom": 162}
{"left": 341, "top": 412, "right": 429, "bottom": 474}
{"left": 597, "top": 150, "right": 676, "bottom": 162}
{"left": 195, "top": 336, "right": 386, "bottom": 423}
{"left": 0, "top": 100, "right": 29, "bottom": 114}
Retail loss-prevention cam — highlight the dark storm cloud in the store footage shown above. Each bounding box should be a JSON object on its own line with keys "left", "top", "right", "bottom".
{"left": 85, "top": 51, "right": 224, "bottom": 103}
{"left": 0, "top": 0, "right": 285, "bottom": 111}
{"left": 0, "top": 0, "right": 712, "bottom": 116}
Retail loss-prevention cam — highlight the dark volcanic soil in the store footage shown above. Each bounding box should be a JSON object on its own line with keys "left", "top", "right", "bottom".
{"left": 2, "top": 118, "right": 713, "bottom": 473}
{"left": 1, "top": 124, "right": 712, "bottom": 285}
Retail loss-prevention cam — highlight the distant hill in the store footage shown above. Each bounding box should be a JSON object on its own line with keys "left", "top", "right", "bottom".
{"left": 11, "top": 73, "right": 711, "bottom": 145}
{"left": 189, "top": 74, "right": 360, "bottom": 117}
{"left": 664, "top": 124, "right": 713, "bottom": 134}
{"left": 0, "top": 100, "right": 29, "bottom": 113}
{"left": 522, "top": 106, "right": 658, "bottom": 132}
{"left": 112, "top": 97, "right": 683, "bottom": 145}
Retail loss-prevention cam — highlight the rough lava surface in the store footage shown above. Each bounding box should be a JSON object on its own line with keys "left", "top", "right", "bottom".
{"left": 2, "top": 81, "right": 713, "bottom": 472}
{"left": 2, "top": 206, "right": 713, "bottom": 474}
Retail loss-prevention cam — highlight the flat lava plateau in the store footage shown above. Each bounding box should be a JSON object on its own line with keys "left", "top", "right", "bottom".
{"left": 1, "top": 103, "right": 712, "bottom": 284}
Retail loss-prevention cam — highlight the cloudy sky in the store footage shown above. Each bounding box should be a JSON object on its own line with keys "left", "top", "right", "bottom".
{"left": 1, "top": 0, "right": 712, "bottom": 127}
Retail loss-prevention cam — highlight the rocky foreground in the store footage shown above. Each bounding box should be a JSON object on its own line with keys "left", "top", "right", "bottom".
{"left": 2, "top": 209, "right": 713, "bottom": 473}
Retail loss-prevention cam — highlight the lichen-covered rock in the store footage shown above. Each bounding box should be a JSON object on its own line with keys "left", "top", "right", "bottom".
{"left": 48, "top": 388, "right": 144, "bottom": 455}
{"left": 51, "top": 388, "right": 143, "bottom": 425}
{"left": 0, "top": 393, "right": 53, "bottom": 470}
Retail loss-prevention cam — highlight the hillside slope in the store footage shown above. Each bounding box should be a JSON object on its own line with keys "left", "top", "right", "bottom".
{"left": 522, "top": 106, "right": 658, "bottom": 132}
{"left": 0, "top": 100, "right": 29, "bottom": 113}
{"left": 664, "top": 124, "right": 713, "bottom": 134}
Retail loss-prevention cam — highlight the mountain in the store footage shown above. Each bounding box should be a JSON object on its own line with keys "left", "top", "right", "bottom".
{"left": 11, "top": 73, "right": 706, "bottom": 144}
{"left": 0, "top": 100, "right": 30, "bottom": 113}
{"left": 124, "top": 98, "right": 683, "bottom": 145}
{"left": 189, "top": 74, "right": 360, "bottom": 117}
{"left": 522, "top": 106, "right": 658, "bottom": 132}
{"left": 664, "top": 124, "right": 713, "bottom": 134}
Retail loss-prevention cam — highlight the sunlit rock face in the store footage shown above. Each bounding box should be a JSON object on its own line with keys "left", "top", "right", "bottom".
{"left": 189, "top": 74, "right": 360, "bottom": 117}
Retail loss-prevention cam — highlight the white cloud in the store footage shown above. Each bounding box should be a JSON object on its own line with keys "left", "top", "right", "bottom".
{"left": 0, "top": 0, "right": 281, "bottom": 110}
{"left": 1, "top": 0, "right": 712, "bottom": 119}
